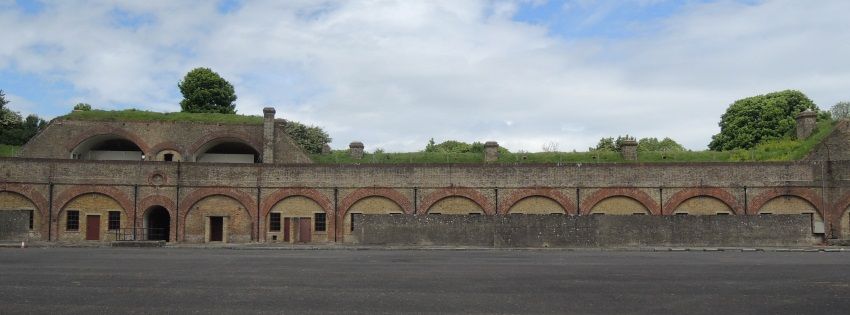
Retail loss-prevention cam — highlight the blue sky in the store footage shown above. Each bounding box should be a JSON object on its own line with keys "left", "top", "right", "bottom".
{"left": 1, "top": 0, "right": 847, "bottom": 152}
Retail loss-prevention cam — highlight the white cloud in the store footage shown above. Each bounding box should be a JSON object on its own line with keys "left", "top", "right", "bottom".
{"left": 1, "top": 0, "right": 849, "bottom": 152}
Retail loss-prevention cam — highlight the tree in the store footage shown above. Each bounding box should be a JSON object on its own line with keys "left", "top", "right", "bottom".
{"left": 424, "top": 139, "right": 508, "bottom": 154}
{"left": 0, "top": 90, "right": 21, "bottom": 128}
{"left": 73, "top": 103, "right": 92, "bottom": 111}
{"left": 831, "top": 101, "right": 850, "bottom": 120}
{"left": 590, "top": 135, "right": 634, "bottom": 152}
{"left": 178, "top": 67, "right": 237, "bottom": 114}
{"left": 708, "top": 90, "right": 819, "bottom": 151}
{"left": 637, "top": 137, "right": 685, "bottom": 152}
{"left": 284, "top": 121, "right": 331, "bottom": 154}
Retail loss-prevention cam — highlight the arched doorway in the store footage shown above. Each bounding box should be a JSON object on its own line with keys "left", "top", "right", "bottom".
{"left": 145, "top": 206, "right": 171, "bottom": 241}
{"left": 71, "top": 135, "right": 145, "bottom": 161}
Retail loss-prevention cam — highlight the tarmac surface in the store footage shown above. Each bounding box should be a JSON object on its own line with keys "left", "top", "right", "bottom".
{"left": 1, "top": 248, "right": 849, "bottom": 314}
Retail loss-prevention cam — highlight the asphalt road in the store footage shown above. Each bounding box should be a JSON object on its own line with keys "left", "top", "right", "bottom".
{"left": 1, "top": 248, "right": 849, "bottom": 314}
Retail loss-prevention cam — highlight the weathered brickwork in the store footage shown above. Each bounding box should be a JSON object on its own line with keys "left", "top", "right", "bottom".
{"left": 4, "top": 115, "right": 850, "bottom": 243}
{"left": 58, "top": 193, "right": 129, "bottom": 242}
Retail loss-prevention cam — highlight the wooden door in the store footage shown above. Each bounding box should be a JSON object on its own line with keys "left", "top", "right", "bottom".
{"left": 209, "top": 217, "right": 223, "bottom": 242}
{"left": 283, "top": 218, "right": 291, "bottom": 242}
{"left": 86, "top": 215, "right": 100, "bottom": 240}
{"left": 298, "top": 218, "right": 311, "bottom": 243}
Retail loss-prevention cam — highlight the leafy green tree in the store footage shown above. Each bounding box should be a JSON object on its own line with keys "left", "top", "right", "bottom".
{"left": 590, "top": 135, "right": 636, "bottom": 152}
{"left": 178, "top": 68, "right": 237, "bottom": 114}
{"left": 0, "top": 90, "right": 21, "bottom": 128}
{"left": 709, "top": 90, "right": 819, "bottom": 151}
{"left": 284, "top": 121, "right": 331, "bottom": 154}
{"left": 424, "top": 139, "right": 508, "bottom": 154}
{"left": 73, "top": 103, "right": 92, "bottom": 111}
{"left": 831, "top": 101, "right": 850, "bottom": 120}
{"left": 637, "top": 137, "right": 685, "bottom": 152}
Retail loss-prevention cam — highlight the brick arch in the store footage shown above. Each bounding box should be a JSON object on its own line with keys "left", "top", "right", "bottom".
{"left": 662, "top": 187, "right": 744, "bottom": 215}
{"left": 339, "top": 187, "right": 414, "bottom": 216}
{"left": 260, "top": 188, "right": 334, "bottom": 219}
{"left": 65, "top": 126, "right": 152, "bottom": 157}
{"left": 52, "top": 186, "right": 135, "bottom": 239}
{"left": 498, "top": 187, "right": 576, "bottom": 215}
{"left": 749, "top": 187, "right": 825, "bottom": 217}
{"left": 580, "top": 188, "right": 660, "bottom": 215}
{"left": 188, "top": 131, "right": 262, "bottom": 161}
{"left": 0, "top": 184, "right": 50, "bottom": 238}
{"left": 831, "top": 192, "right": 850, "bottom": 237}
{"left": 417, "top": 187, "right": 494, "bottom": 215}
{"left": 148, "top": 141, "right": 185, "bottom": 157}
{"left": 138, "top": 195, "right": 176, "bottom": 217}
{"left": 178, "top": 188, "right": 258, "bottom": 241}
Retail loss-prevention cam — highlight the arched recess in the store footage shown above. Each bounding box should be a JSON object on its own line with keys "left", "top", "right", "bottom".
{"left": 179, "top": 188, "right": 258, "bottom": 243}
{"left": 261, "top": 188, "right": 334, "bottom": 243}
{"left": 149, "top": 142, "right": 184, "bottom": 162}
{"left": 339, "top": 188, "right": 413, "bottom": 215}
{"left": 340, "top": 196, "right": 405, "bottom": 242}
{"left": 580, "top": 188, "right": 660, "bottom": 215}
{"left": 56, "top": 192, "right": 131, "bottom": 242}
{"left": 424, "top": 196, "right": 486, "bottom": 215}
{"left": 138, "top": 195, "right": 177, "bottom": 242}
{"left": 749, "top": 188, "right": 824, "bottom": 218}
{"left": 754, "top": 195, "right": 823, "bottom": 224}
{"left": 663, "top": 188, "right": 742, "bottom": 215}
{"left": 0, "top": 191, "right": 43, "bottom": 239}
{"left": 417, "top": 187, "right": 494, "bottom": 215}
{"left": 67, "top": 126, "right": 150, "bottom": 161}
{"left": 499, "top": 188, "right": 576, "bottom": 215}
{"left": 588, "top": 196, "right": 651, "bottom": 215}
{"left": 0, "top": 185, "right": 49, "bottom": 239}
{"left": 190, "top": 133, "right": 262, "bottom": 163}
{"left": 832, "top": 192, "right": 850, "bottom": 239}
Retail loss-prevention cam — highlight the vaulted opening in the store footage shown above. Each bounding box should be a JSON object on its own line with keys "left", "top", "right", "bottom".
{"left": 145, "top": 206, "right": 170, "bottom": 242}
{"left": 71, "top": 135, "right": 144, "bottom": 161}
{"left": 195, "top": 139, "right": 260, "bottom": 163}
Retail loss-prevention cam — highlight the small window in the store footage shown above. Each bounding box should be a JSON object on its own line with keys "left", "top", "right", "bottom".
{"left": 468, "top": 213, "right": 481, "bottom": 215}
{"left": 716, "top": 212, "right": 730, "bottom": 216}
{"left": 269, "top": 213, "right": 281, "bottom": 232}
{"left": 28, "top": 210, "right": 34, "bottom": 230}
{"left": 675, "top": 212, "right": 688, "bottom": 215}
{"left": 314, "top": 213, "right": 326, "bottom": 232}
{"left": 66, "top": 210, "right": 79, "bottom": 231}
{"left": 164, "top": 154, "right": 174, "bottom": 162}
{"left": 350, "top": 213, "right": 357, "bottom": 231}
{"left": 632, "top": 213, "right": 645, "bottom": 215}
{"left": 108, "top": 211, "right": 121, "bottom": 230}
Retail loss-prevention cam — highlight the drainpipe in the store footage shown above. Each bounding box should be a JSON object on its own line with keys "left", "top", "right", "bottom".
{"left": 256, "top": 187, "right": 261, "bottom": 242}
{"left": 175, "top": 161, "right": 181, "bottom": 242}
{"left": 333, "top": 188, "right": 338, "bottom": 243}
{"left": 413, "top": 187, "right": 418, "bottom": 215}
{"left": 575, "top": 188, "right": 580, "bottom": 215}
{"left": 494, "top": 188, "right": 499, "bottom": 215}
{"left": 133, "top": 184, "right": 138, "bottom": 240}
{"left": 48, "top": 183, "right": 53, "bottom": 241}
{"left": 743, "top": 186, "right": 748, "bottom": 215}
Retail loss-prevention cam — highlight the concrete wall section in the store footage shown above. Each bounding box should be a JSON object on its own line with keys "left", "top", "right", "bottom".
{"left": 353, "top": 214, "right": 820, "bottom": 247}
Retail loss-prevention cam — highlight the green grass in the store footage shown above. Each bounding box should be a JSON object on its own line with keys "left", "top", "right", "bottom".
{"left": 0, "top": 145, "right": 20, "bottom": 157}
{"left": 59, "top": 109, "right": 264, "bottom": 125}
{"left": 310, "top": 120, "right": 838, "bottom": 164}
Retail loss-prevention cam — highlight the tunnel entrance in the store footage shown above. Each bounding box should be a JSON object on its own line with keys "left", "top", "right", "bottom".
{"left": 145, "top": 206, "right": 170, "bottom": 241}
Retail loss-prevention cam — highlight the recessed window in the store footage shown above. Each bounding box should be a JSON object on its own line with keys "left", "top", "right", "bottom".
{"left": 66, "top": 210, "right": 79, "bottom": 231}
{"left": 164, "top": 154, "right": 174, "bottom": 162}
{"left": 632, "top": 213, "right": 645, "bottom": 215}
{"left": 269, "top": 213, "right": 281, "bottom": 232}
{"left": 675, "top": 213, "right": 688, "bottom": 215}
{"left": 716, "top": 212, "right": 730, "bottom": 216}
{"left": 108, "top": 211, "right": 121, "bottom": 230}
{"left": 350, "top": 213, "right": 357, "bottom": 231}
{"left": 314, "top": 213, "right": 326, "bottom": 232}
{"left": 28, "top": 210, "right": 33, "bottom": 230}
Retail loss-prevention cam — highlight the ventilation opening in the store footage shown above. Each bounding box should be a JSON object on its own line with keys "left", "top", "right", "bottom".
{"left": 197, "top": 141, "right": 260, "bottom": 163}
{"left": 164, "top": 154, "right": 174, "bottom": 162}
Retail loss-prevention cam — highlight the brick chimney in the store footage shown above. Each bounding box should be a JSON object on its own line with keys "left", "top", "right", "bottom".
{"left": 263, "top": 107, "right": 276, "bottom": 164}
{"left": 796, "top": 109, "right": 817, "bottom": 140}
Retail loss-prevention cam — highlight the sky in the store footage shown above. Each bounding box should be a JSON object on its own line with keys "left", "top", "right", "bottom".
{"left": 1, "top": 0, "right": 848, "bottom": 152}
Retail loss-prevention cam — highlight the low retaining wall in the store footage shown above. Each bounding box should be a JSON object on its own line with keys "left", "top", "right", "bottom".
{"left": 352, "top": 214, "right": 820, "bottom": 247}
{"left": 0, "top": 210, "right": 29, "bottom": 241}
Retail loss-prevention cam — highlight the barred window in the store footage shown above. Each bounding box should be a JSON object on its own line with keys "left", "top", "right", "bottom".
{"left": 314, "top": 213, "right": 326, "bottom": 232}
{"left": 108, "top": 211, "right": 121, "bottom": 230}
{"left": 269, "top": 213, "right": 281, "bottom": 232}
{"left": 66, "top": 210, "right": 79, "bottom": 231}
{"left": 28, "top": 210, "right": 34, "bottom": 230}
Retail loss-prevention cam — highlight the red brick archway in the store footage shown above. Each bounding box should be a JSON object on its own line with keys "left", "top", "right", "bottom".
{"left": 52, "top": 186, "right": 135, "bottom": 238}
{"left": 498, "top": 187, "right": 576, "bottom": 215}
{"left": 831, "top": 192, "right": 850, "bottom": 238}
{"left": 66, "top": 126, "right": 152, "bottom": 157}
{"left": 178, "top": 188, "right": 258, "bottom": 241}
{"left": 188, "top": 131, "right": 262, "bottom": 161}
{"left": 417, "top": 187, "right": 494, "bottom": 215}
{"left": 662, "top": 187, "right": 743, "bottom": 215}
{"left": 749, "top": 187, "right": 825, "bottom": 217}
{"left": 580, "top": 188, "right": 660, "bottom": 215}
{"left": 138, "top": 195, "right": 177, "bottom": 241}
{"left": 260, "top": 188, "right": 334, "bottom": 242}
{"left": 0, "top": 184, "right": 50, "bottom": 239}
{"left": 339, "top": 188, "right": 413, "bottom": 215}
{"left": 148, "top": 141, "right": 185, "bottom": 158}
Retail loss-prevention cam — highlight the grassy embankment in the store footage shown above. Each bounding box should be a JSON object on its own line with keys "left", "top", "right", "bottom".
{"left": 311, "top": 120, "right": 836, "bottom": 164}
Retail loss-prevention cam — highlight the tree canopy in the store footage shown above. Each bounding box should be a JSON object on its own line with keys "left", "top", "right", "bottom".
{"left": 831, "top": 101, "right": 850, "bottom": 120}
{"left": 284, "top": 121, "right": 331, "bottom": 154}
{"left": 73, "top": 103, "right": 92, "bottom": 111}
{"left": 708, "top": 90, "right": 819, "bottom": 151}
{"left": 0, "top": 90, "right": 47, "bottom": 146}
{"left": 590, "top": 135, "right": 684, "bottom": 152}
{"left": 424, "top": 139, "right": 508, "bottom": 154}
{"left": 178, "top": 67, "right": 237, "bottom": 114}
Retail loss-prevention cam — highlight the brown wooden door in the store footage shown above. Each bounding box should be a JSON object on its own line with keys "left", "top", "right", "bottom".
{"left": 283, "top": 218, "right": 291, "bottom": 242}
{"left": 86, "top": 215, "right": 100, "bottom": 240}
{"left": 298, "top": 218, "right": 311, "bottom": 243}
{"left": 209, "top": 217, "right": 223, "bottom": 242}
